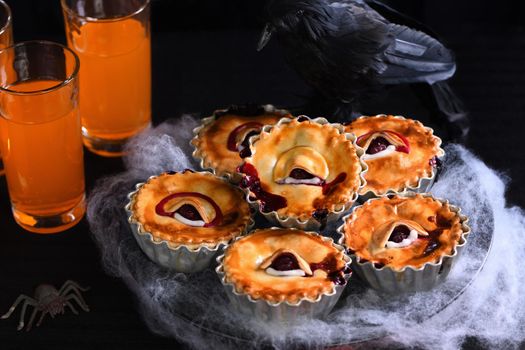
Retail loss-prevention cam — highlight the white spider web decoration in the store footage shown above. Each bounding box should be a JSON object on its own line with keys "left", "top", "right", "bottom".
{"left": 87, "top": 116, "right": 525, "bottom": 349}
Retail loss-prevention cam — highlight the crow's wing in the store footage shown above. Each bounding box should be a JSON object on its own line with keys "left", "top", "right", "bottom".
{"left": 364, "top": 0, "right": 456, "bottom": 84}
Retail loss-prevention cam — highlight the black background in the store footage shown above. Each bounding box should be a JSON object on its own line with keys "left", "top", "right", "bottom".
{"left": 1, "top": 0, "right": 524, "bottom": 349}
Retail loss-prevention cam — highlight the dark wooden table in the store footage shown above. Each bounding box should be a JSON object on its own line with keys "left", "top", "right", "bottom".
{"left": 1, "top": 6, "right": 525, "bottom": 349}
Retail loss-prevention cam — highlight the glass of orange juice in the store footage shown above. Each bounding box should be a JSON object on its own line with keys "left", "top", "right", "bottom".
{"left": 0, "top": 41, "right": 85, "bottom": 234}
{"left": 61, "top": 0, "right": 151, "bottom": 157}
{"left": 0, "top": 0, "right": 13, "bottom": 175}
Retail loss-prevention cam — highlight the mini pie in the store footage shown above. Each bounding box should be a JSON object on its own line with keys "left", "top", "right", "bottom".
{"left": 341, "top": 194, "right": 468, "bottom": 270}
{"left": 238, "top": 117, "right": 365, "bottom": 226}
{"left": 345, "top": 115, "right": 444, "bottom": 196}
{"left": 130, "top": 170, "right": 252, "bottom": 248}
{"left": 219, "top": 228, "right": 350, "bottom": 304}
{"left": 191, "top": 104, "right": 291, "bottom": 179}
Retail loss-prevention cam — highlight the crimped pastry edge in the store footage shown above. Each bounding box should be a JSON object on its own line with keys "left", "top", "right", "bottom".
{"left": 337, "top": 192, "right": 470, "bottom": 293}
{"left": 190, "top": 104, "right": 291, "bottom": 183}
{"left": 125, "top": 171, "right": 254, "bottom": 272}
{"left": 241, "top": 115, "right": 368, "bottom": 231}
{"left": 348, "top": 114, "right": 445, "bottom": 200}
{"left": 216, "top": 227, "right": 352, "bottom": 313}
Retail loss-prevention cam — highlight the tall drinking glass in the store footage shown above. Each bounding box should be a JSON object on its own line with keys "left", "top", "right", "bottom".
{"left": 61, "top": 0, "right": 151, "bottom": 157}
{"left": 0, "top": 41, "right": 85, "bottom": 234}
{"left": 0, "top": 0, "right": 13, "bottom": 175}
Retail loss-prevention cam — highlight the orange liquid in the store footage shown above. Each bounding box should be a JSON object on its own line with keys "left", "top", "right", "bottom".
{"left": 68, "top": 18, "right": 151, "bottom": 147}
{"left": 0, "top": 80, "right": 85, "bottom": 229}
{"left": 0, "top": 25, "right": 13, "bottom": 175}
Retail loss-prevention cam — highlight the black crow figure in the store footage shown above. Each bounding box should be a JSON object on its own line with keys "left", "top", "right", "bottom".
{"left": 258, "top": 0, "right": 468, "bottom": 141}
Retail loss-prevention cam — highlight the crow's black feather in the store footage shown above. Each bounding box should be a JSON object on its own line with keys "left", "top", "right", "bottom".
{"left": 260, "top": 0, "right": 468, "bottom": 140}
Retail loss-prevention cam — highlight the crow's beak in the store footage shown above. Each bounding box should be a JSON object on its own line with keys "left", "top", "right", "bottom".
{"left": 257, "top": 23, "right": 275, "bottom": 51}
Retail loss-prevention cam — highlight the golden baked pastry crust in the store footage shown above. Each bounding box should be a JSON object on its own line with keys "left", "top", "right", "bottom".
{"left": 192, "top": 106, "right": 290, "bottom": 178}
{"left": 131, "top": 171, "right": 251, "bottom": 246}
{"left": 222, "top": 228, "right": 347, "bottom": 304}
{"left": 342, "top": 194, "right": 465, "bottom": 270}
{"left": 345, "top": 115, "right": 444, "bottom": 195}
{"left": 243, "top": 117, "right": 363, "bottom": 220}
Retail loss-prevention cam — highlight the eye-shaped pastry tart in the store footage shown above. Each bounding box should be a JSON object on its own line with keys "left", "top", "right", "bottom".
{"left": 238, "top": 116, "right": 367, "bottom": 230}
{"left": 191, "top": 104, "right": 291, "bottom": 181}
{"left": 126, "top": 170, "right": 253, "bottom": 273}
{"left": 216, "top": 227, "right": 351, "bottom": 322}
{"left": 345, "top": 115, "right": 444, "bottom": 198}
{"left": 338, "top": 193, "right": 470, "bottom": 293}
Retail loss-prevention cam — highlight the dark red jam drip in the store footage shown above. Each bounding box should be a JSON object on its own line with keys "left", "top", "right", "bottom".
{"left": 269, "top": 253, "right": 300, "bottom": 271}
{"left": 155, "top": 192, "right": 223, "bottom": 227}
{"left": 226, "top": 122, "right": 263, "bottom": 152}
{"left": 357, "top": 130, "right": 410, "bottom": 154}
{"left": 238, "top": 130, "right": 260, "bottom": 158}
{"left": 237, "top": 163, "right": 287, "bottom": 213}
{"left": 388, "top": 225, "right": 411, "bottom": 243}
{"left": 321, "top": 172, "right": 347, "bottom": 195}
{"left": 310, "top": 255, "right": 348, "bottom": 286}
{"left": 417, "top": 226, "right": 444, "bottom": 256}
{"left": 366, "top": 137, "right": 390, "bottom": 155}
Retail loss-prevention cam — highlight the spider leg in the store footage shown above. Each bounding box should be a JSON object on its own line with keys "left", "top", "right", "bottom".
{"left": 1, "top": 295, "right": 36, "bottom": 319}
{"left": 62, "top": 287, "right": 89, "bottom": 311}
{"left": 58, "top": 280, "right": 90, "bottom": 294}
{"left": 36, "top": 310, "right": 48, "bottom": 328}
{"left": 65, "top": 301, "right": 79, "bottom": 315}
{"left": 66, "top": 294, "right": 89, "bottom": 313}
{"left": 25, "top": 308, "right": 39, "bottom": 332}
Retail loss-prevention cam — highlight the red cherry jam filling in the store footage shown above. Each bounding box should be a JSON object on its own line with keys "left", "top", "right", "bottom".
{"left": 226, "top": 122, "right": 263, "bottom": 158}
{"left": 310, "top": 255, "right": 348, "bottom": 285}
{"left": 237, "top": 163, "right": 287, "bottom": 212}
{"left": 388, "top": 225, "right": 411, "bottom": 243}
{"left": 357, "top": 130, "right": 410, "bottom": 154}
{"left": 282, "top": 169, "right": 347, "bottom": 196}
{"left": 155, "top": 192, "right": 223, "bottom": 227}
{"left": 176, "top": 204, "right": 203, "bottom": 222}
{"left": 366, "top": 137, "right": 390, "bottom": 155}
{"left": 270, "top": 253, "right": 300, "bottom": 271}
{"left": 289, "top": 168, "right": 315, "bottom": 180}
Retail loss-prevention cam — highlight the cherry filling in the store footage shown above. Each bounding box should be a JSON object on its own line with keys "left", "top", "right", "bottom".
{"left": 226, "top": 122, "right": 263, "bottom": 158}
{"left": 155, "top": 192, "right": 223, "bottom": 227}
{"left": 418, "top": 227, "right": 443, "bottom": 256}
{"left": 268, "top": 253, "right": 348, "bottom": 285}
{"left": 176, "top": 204, "right": 203, "bottom": 222}
{"left": 366, "top": 137, "right": 390, "bottom": 155}
{"left": 289, "top": 168, "right": 315, "bottom": 180}
{"left": 238, "top": 130, "right": 260, "bottom": 158}
{"left": 388, "top": 225, "right": 411, "bottom": 243}
{"left": 357, "top": 130, "right": 410, "bottom": 154}
{"left": 237, "top": 163, "right": 287, "bottom": 212}
{"left": 281, "top": 169, "right": 347, "bottom": 195}
{"left": 310, "top": 255, "right": 348, "bottom": 286}
{"left": 269, "top": 253, "right": 300, "bottom": 271}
